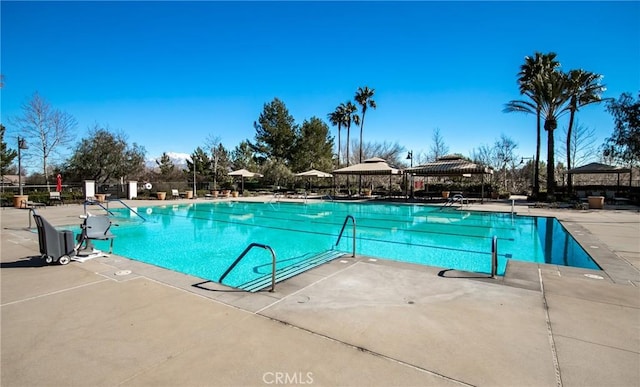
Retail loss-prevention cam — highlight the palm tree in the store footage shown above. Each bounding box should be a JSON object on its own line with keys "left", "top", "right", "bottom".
{"left": 342, "top": 101, "right": 359, "bottom": 194}
{"left": 564, "top": 69, "right": 605, "bottom": 193}
{"left": 515, "top": 52, "right": 560, "bottom": 197}
{"left": 354, "top": 86, "right": 376, "bottom": 194}
{"left": 341, "top": 101, "right": 359, "bottom": 166}
{"left": 537, "top": 70, "right": 571, "bottom": 198}
{"left": 505, "top": 67, "right": 569, "bottom": 198}
{"left": 328, "top": 105, "right": 346, "bottom": 165}
{"left": 354, "top": 86, "right": 376, "bottom": 164}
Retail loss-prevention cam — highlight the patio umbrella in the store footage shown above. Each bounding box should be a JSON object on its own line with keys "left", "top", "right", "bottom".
{"left": 294, "top": 169, "right": 333, "bottom": 178}
{"left": 295, "top": 169, "right": 333, "bottom": 191}
{"left": 228, "top": 168, "right": 263, "bottom": 194}
{"left": 56, "top": 174, "right": 62, "bottom": 192}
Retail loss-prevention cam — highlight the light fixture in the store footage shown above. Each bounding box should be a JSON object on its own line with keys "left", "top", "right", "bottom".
{"left": 17, "top": 137, "right": 28, "bottom": 196}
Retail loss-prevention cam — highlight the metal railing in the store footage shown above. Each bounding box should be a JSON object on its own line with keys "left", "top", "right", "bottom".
{"left": 83, "top": 200, "right": 116, "bottom": 217}
{"left": 219, "top": 243, "right": 277, "bottom": 292}
{"left": 491, "top": 235, "right": 498, "bottom": 278}
{"left": 106, "top": 198, "right": 147, "bottom": 222}
{"left": 335, "top": 215, "right": 356, "bottom": 257}
{"left": 27, "top": 207, "right": 38, "bottom": 229}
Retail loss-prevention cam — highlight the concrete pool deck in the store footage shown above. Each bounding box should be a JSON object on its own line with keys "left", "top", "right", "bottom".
{"left": 1, "top": 197, "right": 639, "bottom": 386}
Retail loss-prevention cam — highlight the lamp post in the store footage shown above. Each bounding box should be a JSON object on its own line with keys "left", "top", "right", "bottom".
{"left": 212, "top": 149, "right": 218, "bottom": 191}
{"left": 406, "top": 150, "right": 413, "bottom": 198}
{"left": 188, "top": 155, "right": 196, "bottom": 199}
{"left": 17, "top": 137, "right": 28, "bottom": 196}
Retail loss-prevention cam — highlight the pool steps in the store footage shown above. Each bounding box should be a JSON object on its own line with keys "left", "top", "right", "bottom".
{"left": 238, "top": 250, "right": 347, "bottom": 292}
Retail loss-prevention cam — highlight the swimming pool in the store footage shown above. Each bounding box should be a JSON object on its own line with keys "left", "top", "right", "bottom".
{"left": 89, "top": 201, "right": 599, "bottom": 288}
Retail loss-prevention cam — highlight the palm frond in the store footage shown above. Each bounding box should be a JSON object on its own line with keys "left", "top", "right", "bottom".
{"left": 503, "top": 100, "right": 537, "bottom": 114}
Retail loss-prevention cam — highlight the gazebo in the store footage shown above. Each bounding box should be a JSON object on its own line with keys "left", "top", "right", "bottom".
{"left": 565, "top": 162, "right": 632, "bottom": 188}
{"left": 333, "top": 157, "right": 402, "bottom": 196}
{"left": 406, "top": 155, "right": 494, "bottom": 202}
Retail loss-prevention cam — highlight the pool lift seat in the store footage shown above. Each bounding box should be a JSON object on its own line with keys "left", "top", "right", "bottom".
{"left": 32, "top": 212, "right": 116, "bottom": 265}
{"left": 75, "top": 214, "right": 116, "bottom": 261}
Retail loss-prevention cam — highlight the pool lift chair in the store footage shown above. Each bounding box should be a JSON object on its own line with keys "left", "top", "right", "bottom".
{"left": 74, "top": 214, "right": 116, "bottom": 262}
{"left": 32, "top": 212, "right": 116, "bottom": 265}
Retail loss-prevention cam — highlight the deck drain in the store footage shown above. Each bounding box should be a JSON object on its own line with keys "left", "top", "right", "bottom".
{"left": 340, "top": 260, "right": 349, "bottom": 264}
{"left": 368, "top": 258, "right": 378, "bottom": 262}
{"left": 584, "top": 274, "right": 604, "bottom": 280}
{"left": 115, "top": 270, "right": 132, "bottom": 276}
{"left": 589, "top": 245, "right": 599, "bottom": 249}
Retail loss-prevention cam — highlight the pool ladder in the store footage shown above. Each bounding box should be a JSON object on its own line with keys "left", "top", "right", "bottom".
{"left": 83, "top": 198, "right": 147, "bottom": 222}
{"left": 219, "top": 243, "right": 277, "bottom": 292}
{"left": 491, "top": 235, "right": 498, "bottom": 278}
{"left": 335, "top": 215, "right": 356, "bottom": 257}
{"left": 218, "top": 216, "right": 356, "bottom": 292}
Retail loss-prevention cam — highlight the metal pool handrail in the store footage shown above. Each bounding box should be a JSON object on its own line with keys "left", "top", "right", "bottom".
{"left": 84, "top": 200, "right": 116, "bottom": 217}
{"left": 27, "top": 207, "right": 38, "bottom": 229}
{"left": 219, "top": 243, "right": 277, "bottom": 292}
{"left": 335, "top": 215, "right": 356, "bottom": 257}
{"left": 491, "top": 235, "right": 498, "bottom": 278}
{"left": 106, "top": 198, "right": 147, "bottom": 222}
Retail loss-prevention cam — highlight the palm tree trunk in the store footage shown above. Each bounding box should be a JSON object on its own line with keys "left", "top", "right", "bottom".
{"left": 337, "top": 123, "right": 342, "bottom": 165}
{"left": 359, "top": 113, "right": 365, "bottom": 164}
{"left": 346, "top": 124, "right": 351, "bottom": 195}
{"left": 358, "top": 114, "right": 365, "bottom": 195}
{"left": 534, "top": 108, "right": 541, "bottom": 197}
{"left": 566, "top": 110, "right": 575, "bottom": 195}
{"left": 546, "top": 122, "right": 556, "bottom": 199}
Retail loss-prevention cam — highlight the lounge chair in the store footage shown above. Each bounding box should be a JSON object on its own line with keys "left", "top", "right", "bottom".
{"left": 171, "top": 189, "right": 180, "bottom": 199}
{"left": 32, "top": 213, "right": 75, "bottom": 265}
{"left": 21, "top": 200, "right": 46, "bottom": 209}
{"left": 77, "top": 214, "right": 116, "bottom": 254}
{"left": 576, "top": 191, "right": 587, "bottom": 202}
{"left": 49, "top": 191, "right": 63, "bottom": 206}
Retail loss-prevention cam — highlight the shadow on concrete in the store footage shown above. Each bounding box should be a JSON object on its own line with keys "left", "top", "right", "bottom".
{"left": 1, "top": 256, "right": 47, "bottom": 268}
{"left": 192, "top": 280, "right": 245, "bottom": 292}
{"left": 437, "top": 269, "right": 492, "bottom": 279}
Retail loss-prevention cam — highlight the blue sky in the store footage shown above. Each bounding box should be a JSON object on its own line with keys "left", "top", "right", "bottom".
{"left": 2, "top": 1, "right": 639, "bottom": 168}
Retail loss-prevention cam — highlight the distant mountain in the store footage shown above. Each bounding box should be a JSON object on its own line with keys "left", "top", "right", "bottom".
{"left": 145, "top": 152, "right": 190, "bottom": 170}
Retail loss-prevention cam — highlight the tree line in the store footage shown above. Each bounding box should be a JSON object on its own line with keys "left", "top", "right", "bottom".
{"left": 1, "top": 70, "right": 638, "bottom": 196}
{"left": 502, "top": 51, "right": 638, "bottom": 199}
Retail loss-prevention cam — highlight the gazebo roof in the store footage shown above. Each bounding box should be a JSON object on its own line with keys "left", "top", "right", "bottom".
{"left": 565, "top": 162, "right": 631, "bottom": 174}
{"left": 407, "top": 156, "right": 493, "bottom": 176}
{"left": 333, "top": 158, "right": 402, "bottom": 175}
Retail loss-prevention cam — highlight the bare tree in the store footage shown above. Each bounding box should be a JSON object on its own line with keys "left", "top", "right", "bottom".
{"left": 471, "top": 144, "right": 495, "bottom": 168}
{"left": 359, "top": 140, "right": 405, "bottom": 166}
{"left": 428, "top": 128, "right": 449, "bottom": 161}
{"left": 494, "top": 134, "right": 518, "bottom": 191}
{"left": 559, "top": 120, "right": 597, "bottom": 170}
{"left": 11, "top": 92, "right": 76, "bottom": 189}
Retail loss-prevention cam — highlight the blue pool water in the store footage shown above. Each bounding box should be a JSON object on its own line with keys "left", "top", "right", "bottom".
{"left": 86, "top": 201, "right": 599, "bottom": 288}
